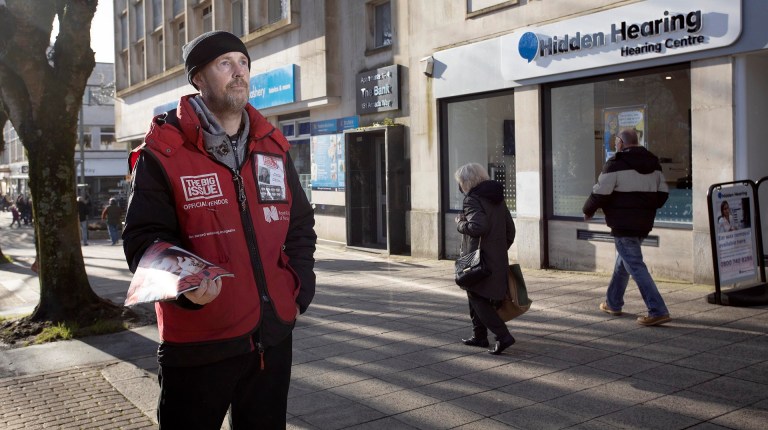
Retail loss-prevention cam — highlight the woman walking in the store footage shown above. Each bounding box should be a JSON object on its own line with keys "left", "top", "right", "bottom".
{"left": 455, "top": 163, "right": 516, "bottom": 355}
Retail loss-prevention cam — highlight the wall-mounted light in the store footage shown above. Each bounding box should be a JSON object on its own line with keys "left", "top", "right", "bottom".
{"left": 420, "top": 56, "right": 434, "bottom": 77}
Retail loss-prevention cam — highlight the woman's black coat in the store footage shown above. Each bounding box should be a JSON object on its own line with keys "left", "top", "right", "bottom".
{"left": 456, "top": 180, "right": 516, "bottom": 300}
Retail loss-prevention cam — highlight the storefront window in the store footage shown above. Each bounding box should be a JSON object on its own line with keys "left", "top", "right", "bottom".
{"left": 279, "top": 116, "right": 311, "bottom": 200}
{"left": 548, "top": 65, "right": 691, "bottom": 224}
{"left": 444, "top": 91, "right": 516, "bottom": 213}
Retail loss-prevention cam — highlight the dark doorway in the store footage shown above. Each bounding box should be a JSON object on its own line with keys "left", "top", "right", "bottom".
{"left": 345, "top": 126, "right": 409, "bottom": 254}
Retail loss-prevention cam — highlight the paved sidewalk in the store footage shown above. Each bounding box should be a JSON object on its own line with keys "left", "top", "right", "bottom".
{"left": 1, "top": 210, "right": 768, "bottom": 429}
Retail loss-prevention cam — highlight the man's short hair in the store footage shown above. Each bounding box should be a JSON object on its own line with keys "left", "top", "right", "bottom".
{"left": 617, "top": 129, "right": 639, "bottom": 146}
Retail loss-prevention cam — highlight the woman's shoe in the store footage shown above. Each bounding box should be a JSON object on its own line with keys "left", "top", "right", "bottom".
{"left": 488, "top": 335, "right": 515, "bottom": 355}
{"left": 461, "top": 337, "right": 490, "bottom": 348}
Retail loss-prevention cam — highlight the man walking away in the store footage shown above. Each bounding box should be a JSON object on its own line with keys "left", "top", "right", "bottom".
{"left": 583, "top": 128, "right": 671, "bottom": 326}
{"left": 101, "top": 198, "right": 122, "bottom": 245}
{"left": 77, "top": 195, "right": 89, "bottom": 246}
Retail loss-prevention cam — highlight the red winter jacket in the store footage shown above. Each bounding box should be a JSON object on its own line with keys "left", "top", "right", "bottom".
{"left": 124, "top": 95, "right": 316, "bottom": 365}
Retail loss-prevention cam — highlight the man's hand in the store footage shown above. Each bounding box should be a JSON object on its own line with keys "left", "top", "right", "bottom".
{"left": 183, "top": 278, "right": 222, "bottom": 305}
{"left": 584, "top": 214, "right": 593, "bottom": 221}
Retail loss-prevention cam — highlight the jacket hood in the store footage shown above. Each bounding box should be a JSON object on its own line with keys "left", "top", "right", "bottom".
{"left": 140, "top": 95, "right": 289, "bottom": 164}
{"left": 615, "top": 146, "right": 661, "bottom": 174}
{"left": 468, "top": 180, "right": 505, "bottom": 204}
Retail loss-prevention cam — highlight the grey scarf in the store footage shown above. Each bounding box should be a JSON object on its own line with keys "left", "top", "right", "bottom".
{"left": 188, "top": 95, "right": 249, "bottom": 171}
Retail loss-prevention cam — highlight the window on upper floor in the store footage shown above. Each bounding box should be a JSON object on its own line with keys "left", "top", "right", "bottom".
{"left": 366, "top": 0, "right": 392, "bottom": 52}
{"left": 169, "top": 19, "right": 185, "bottom": 68}
{"left": 151, "top": 0, "right": 162, "bottom": 29}
{"left": 133, "top": 0, "right": 144, "bottom": 41}
{"left": 202, "top": 5, "right": 213, "bottom": 33}
{"left": 466, "top": 0, "right": 519, "bottom": 17}
{"left": 268, "top": 0, "right": 286, "bottom": 24}
{"left": 120, "top": 12, "right": 128, "bottom": 50}
{"left": 248, "top": 0, "right": 288, "bottom": 32}
{"left": 232, "top": 0, "right": 245, "bottom": 36}
{"left": 150, "top": 32, "right": 164, "bottom": 75}
{"left": 173, "top": 0, "right": 184, "bottom": 17}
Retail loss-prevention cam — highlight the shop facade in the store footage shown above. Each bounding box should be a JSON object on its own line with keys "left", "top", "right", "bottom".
{"left": 422, "top": 0, "right": 768, "bottom": 283}
{"left": 114, "top": 0, "right": 412, "bottom": 253}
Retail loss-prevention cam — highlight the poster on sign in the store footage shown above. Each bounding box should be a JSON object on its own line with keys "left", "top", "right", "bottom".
{"left": 711, "top": 184, "right": 758, "bottom": 285}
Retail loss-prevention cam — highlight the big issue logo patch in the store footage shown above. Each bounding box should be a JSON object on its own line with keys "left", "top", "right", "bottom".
{"left": 181, "top": 173, "right": 224, "bottom": 201}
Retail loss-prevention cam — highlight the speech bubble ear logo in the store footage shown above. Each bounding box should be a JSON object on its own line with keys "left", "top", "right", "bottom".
{"left": 518, "top": 32, "right": 539, "bottom": 63}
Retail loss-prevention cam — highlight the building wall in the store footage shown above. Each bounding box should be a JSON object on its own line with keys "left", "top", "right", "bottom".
{"left": 112, "top": 1, "right": 768, "bottom": 284}
{"left": 404, "top": 0, "right": 630, "bottom": 259}
{"left": 410, "top": 0, "right": 767, "bottom": 283}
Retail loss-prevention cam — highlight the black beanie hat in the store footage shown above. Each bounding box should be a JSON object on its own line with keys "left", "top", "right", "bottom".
{"left": 183, "top": 31, "right": 251, "bottom": 89}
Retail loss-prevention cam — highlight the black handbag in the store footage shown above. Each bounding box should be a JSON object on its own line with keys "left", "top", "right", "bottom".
{"left": 455, "top": 236, "right": 491, "bottom": 289}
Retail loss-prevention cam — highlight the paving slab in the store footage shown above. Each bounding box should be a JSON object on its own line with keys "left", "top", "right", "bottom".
{"left": 1, "top": 209, "right": 767, "bottom": 429}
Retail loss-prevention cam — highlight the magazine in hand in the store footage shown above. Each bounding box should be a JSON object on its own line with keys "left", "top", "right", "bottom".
{"left": 124, "top": 241, "right": 234, "bottom": 306}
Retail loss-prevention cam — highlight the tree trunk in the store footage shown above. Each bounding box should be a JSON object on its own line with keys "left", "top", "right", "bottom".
{"left": 26, "top": 132, "right": 115, "bottom": 322}
{"left": 0, "top": 0, "right": 122, "bottom": 324}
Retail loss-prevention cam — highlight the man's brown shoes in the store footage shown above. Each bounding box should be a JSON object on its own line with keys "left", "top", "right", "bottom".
{"left": 637, "top": 314, "right": 671, "bottom": 326}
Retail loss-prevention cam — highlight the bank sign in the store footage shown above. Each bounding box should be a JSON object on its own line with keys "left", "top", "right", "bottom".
{"left": 356, "top": 65, "right": 400, "bottom": 115}
{"left": 500, "top": 0, "right": 741, "bottom": 81}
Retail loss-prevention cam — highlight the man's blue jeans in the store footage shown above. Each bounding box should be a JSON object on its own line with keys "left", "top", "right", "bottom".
{"left": 107, "top": 223, "right": 120, "bottom": 244}
{"left": 80, "top": 220, "right": 89, "bottom": 245}
{"left": 606, "top": 236, "right": 669, "bottom": 317}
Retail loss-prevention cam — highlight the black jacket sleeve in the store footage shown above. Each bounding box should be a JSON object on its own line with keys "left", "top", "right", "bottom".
{"left": 122, "top": 150, "right": 182, "bottom": 271}
{"left": 123, "top": 151, "right": 203, "bottom": 310}
{"left": 456, "top": 195, "right": 489, "bottom": 238}
{"left": 283, "top": 153, "right": 317, "bottom": 314}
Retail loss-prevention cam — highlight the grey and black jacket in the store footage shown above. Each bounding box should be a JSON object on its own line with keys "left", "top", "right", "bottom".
{"left": 582, "top": 146, "right": 669, "bottom": 237}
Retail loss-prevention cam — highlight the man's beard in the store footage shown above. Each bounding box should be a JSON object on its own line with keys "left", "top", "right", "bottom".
{"left": 205, "top": 78, "right": 248, "bottom": 114}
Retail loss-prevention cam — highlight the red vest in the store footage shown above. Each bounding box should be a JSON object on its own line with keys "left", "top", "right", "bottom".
{"left": 140, "top": 96, "right": 299, "bottom": 343}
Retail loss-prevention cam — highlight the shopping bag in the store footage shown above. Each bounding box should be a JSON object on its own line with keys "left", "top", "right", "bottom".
{"left": 496, "top": 264, "right": 532, "bottom": 321}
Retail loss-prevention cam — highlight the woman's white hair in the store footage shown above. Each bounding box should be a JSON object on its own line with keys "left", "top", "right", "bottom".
{"left": 454, "top": 162, "right": 489, "bottom": 193}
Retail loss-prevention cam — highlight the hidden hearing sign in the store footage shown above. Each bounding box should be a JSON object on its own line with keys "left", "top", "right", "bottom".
{"left": 500, "top": 0, "right": 741, "bottom": 81}
{"left": 356, "top": 65, "right": 400, "bottom": 115}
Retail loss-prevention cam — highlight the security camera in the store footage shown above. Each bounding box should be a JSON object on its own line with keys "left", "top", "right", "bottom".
{"left": 420, "top": 56, "right": 434, "bottom": 77}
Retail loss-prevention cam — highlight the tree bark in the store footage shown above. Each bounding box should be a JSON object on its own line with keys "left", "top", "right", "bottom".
{"left": 0, "top": 0, "right": 122, "bottom": 323}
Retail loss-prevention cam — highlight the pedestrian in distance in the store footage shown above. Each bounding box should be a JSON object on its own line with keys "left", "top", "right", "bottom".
{"left": 10, "top": 205, "right": 21, "bottom": 228}
{"left": 101, "top": 198, "right": 122, "bottom": 245}
{"left": 122, "top": 30, "right": 317, "bottom": 429}
{"left": 583, "top": 128, "right": 672, "bottom": 327}
{"left": 77, "top": 195, "right": 90, "bottom": 246}
{"left": 455, "top": 162, "right": 517, "bottom": 355}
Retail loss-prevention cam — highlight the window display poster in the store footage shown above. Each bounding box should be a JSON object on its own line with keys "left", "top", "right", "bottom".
{"left": 603, "top": 105, "right": 646, "bottom": 161}
{"left": 712, "top": 185, "right": 758, "bottom": 285}
{"left": 311, "top": 134, "right": 345, "bottom": 191}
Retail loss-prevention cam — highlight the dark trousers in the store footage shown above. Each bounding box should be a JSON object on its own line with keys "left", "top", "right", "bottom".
{"left": 157, "top": 333, "right": 292, "bottom": 430}
{"left": 467, "top": 292, "right": 511, "bottom": 341}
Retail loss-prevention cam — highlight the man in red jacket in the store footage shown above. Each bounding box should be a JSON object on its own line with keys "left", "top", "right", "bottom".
{"left": 123, "top": 31, "right": 316, "bottom": 429}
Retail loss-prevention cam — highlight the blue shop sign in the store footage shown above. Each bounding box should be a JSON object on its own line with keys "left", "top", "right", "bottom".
{"left": 310, "top": 116, "right": 359, "bottom": 135}
{"left": 153, "top": 101, "right": 177, "bottom": 116}
{"left": 249, "top": 65, "right": 296, "bottom": 109}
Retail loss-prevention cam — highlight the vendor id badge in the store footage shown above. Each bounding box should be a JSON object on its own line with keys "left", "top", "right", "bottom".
{"left": 254, "top": 153, "right": 287, "bottom": 202}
